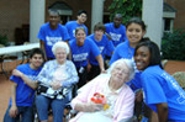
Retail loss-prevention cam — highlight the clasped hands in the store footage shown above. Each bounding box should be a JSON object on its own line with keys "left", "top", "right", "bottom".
{"left": 50, "top": 80, "right": 62, "bottom": 90}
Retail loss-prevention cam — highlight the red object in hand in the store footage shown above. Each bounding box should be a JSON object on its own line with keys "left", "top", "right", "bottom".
{"left": 91, "top": 92, "right": 106, "bottom": 104}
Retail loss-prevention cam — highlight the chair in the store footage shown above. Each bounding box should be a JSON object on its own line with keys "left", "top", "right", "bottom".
{"left": 172, "top": 71, "right": 185, "bottom": 90}
{"left": 20, "top": 42, "right": 31, "bottom": 64}
{"left": 33, "top": 84, "right": 78, "bottom": 122}
{"left": 0, "top": 44, "right": 18, "bottom": 79}
{"left": 20, "top": 50, "right": 31, "bottom": 64}
{"left": 1, "top": 55, "right": 18, "bottom": 79}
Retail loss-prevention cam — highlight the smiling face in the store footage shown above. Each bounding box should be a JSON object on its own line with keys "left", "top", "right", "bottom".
{"left": 134, "top": 46, "right": 151, "bottom": 70}
{"left": 75, "top": 29, "right": 86, "bottom": 46}
{"left": 55, "top": 48, "right": 67, "bottom": 64}
{"left": 77, "top": 13, "right": 87, "bottom": 24}
{"left": 94, "top": 29, "right": 104, "bottom": 41}
{"left": 111, "top": 62, "right": 130, "bottom": 85}
{"left": 30, "top": 54, "right": 44, "bottom": 69}
{"left": 126, "top": 23, "right": 145, "bottom": 47}
{"left": 49, "top": 12, "right": 60, "bottom": 28}
{"left": 113, "top": 15, "right": 122, "bottom": 28}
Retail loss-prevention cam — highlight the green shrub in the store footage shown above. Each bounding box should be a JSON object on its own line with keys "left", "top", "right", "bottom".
{"left": 161, "top": 29, "right": 185, "bottom": 60}
{"left": 108, "top": 0, "right": 142, "bottom": 24}
{"left": 0, "top": 34, "right": 9, "bottom": 46}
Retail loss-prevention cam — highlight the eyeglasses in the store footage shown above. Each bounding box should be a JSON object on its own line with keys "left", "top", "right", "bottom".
{"left": 80, "top": 15, "right": 87, "bottom": 18}
{"left": 114, "top": 67, "right": 129, "bottom": 75}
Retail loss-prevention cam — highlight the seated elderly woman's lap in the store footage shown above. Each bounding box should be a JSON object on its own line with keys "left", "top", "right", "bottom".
{"left": 35, "top": 95, "right": 68, "bottom": 121}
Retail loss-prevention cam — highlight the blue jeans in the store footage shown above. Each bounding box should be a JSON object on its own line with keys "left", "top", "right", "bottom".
{"left": 3, "top": 105, "right": 33, "bottom": 122}
{"left": 36, "top": 95, "right": 68, "bottom": 122}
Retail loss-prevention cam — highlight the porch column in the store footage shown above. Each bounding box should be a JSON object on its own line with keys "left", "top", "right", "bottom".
{"left": 142, "top": 0, "right": 163, "bottom": 47}
{"left": 91, "top": 0, "right": 105, "bottom": 33}
{"left": 29, "top": 0, "right": 45, "bottom": 43}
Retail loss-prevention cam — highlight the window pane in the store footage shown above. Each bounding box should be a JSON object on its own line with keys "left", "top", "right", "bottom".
{"left": 164, "top": 18, "right": 171, "bottom": 31}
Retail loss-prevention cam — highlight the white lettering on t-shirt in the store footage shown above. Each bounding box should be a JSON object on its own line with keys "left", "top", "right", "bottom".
{"left": 109, "top": 32, "right": 121, "bottom": 41}
{"left": 161, "top": 72, "right": 185, "bottom": 104}
{"left": 73, "top": 53, "right": 88, "bottom": 62}
{"left": 99, "top": 46, "right": 104, "bottom": 53}
{"left": 46, "top": 36, "right": 63, "bottom": 46}
{"left": 72, "top": 29, "right": 75, "bottom": 37}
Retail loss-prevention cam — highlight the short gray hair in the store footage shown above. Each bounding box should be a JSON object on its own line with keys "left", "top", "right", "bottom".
{"left": 52, "top": 41, "right": 70, "bottom": 55}
{"left": 108, "top": 59, "right": 135, "bottom": 81}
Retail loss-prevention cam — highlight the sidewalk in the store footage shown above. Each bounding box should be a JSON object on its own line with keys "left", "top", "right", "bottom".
{"left": 0, "top": 60, "right": 185, "bottom": 121}
{"left": 164, "top": 60, "right": 185, "bottom": 74}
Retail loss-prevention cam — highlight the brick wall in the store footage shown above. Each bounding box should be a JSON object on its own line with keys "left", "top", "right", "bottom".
{"left": 0, "top": 0, "right": 113, "bottom": 44}
{"left": 164, "top": 0, "right": 185, "bottom": 31}
{"left": 0, "top": 0, "right": 29, "bottom": 43}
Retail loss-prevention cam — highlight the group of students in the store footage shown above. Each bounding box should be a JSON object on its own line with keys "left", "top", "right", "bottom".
{"left": 3, "top": 9, "right": 185, "bottom": 122}
{"left": 38, "top": 9, "right": 128, "bottom": 89}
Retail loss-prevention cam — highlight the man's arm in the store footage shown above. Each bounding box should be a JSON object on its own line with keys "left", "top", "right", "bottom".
{"left": 95, "top": 55, "right": 106, "bottom": 73}
{"left": 156, "top": 103, "right": 168, "bottom": 122}
{"left": 40, "top": 40, "right": 47, "bottom": 61}
{"left": 105, "top": 32, "right": 112, "bottom": 40}
{"left": 12, "top": 69, "right": 38, "bottom": 89}
{"left": 9, "top": 82, "right": 18, "bottom": 118}
{"left": 65, "top": 41, "right": 72, "bottom": 60}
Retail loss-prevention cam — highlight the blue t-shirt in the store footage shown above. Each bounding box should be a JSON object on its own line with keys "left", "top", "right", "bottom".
{"left": 69, "top": 38, "right": 100, "bottom": 68}
{"left": 9, "top": 63, "right": 42, "bottom": 106}
{"left": 37, "top": 22, "right": 70, "bottom": 58}
{"left": 87, "top": 34, "right": 115, "bottom": 65}
{"left": 105, "top": 22, "right": 127, "bottom": 47}
{"left": 65, "top": 20, "right": 88, "bottom": 40}
{"left": 109, "top": 41, "right": 134, "bottom": 65}
{"left": 141, "top": 65, "right": 185, "bottom": 121}
{"left": 126, "top": 71, "right": 142, "bottom": 91}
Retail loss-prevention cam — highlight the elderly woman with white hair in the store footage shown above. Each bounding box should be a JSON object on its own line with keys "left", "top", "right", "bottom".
{"left": 35, "top": 41, "right": 79, "bottom": 122}
{"left": 69, "top": 59, "right": 135, "bottom": 122}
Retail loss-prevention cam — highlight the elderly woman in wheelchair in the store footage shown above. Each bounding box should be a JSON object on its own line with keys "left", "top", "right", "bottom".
{"left": 69, "top": 59, "right": 136, "bottom": 122}
{"left": 36, "top": 41, "right": 79, "bottom": 122}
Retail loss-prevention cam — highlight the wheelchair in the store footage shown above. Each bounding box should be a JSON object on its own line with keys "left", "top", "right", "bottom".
{"left": 33, "top": 82, "right": 78, "bottom": 122}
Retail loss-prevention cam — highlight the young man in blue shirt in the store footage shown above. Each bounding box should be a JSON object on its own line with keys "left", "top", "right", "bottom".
{"left": 87, "top": 22, "right": 115, "bottom": 80}
{"left": 38, "top": 10, "right": 70, "bottom": 60}
{"left": 3, "top": 48, "right": 44, "bottom": 122}
{"left": 104, "top": 13, "right": 127, "bottom": 62}
{"left": 65, "top": 10, "right": 88, "bottom": 40}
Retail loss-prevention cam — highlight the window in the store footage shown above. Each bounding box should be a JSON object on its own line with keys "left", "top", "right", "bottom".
{"left": 60, "top": 15, "right": 72, "bottom": 25}
{"left": 163, "top": 18, "right": 174, "bottom": 33}
{"left": 164, "top": 18, "right": 171, "bottom": 31}
{"left": 49, "top": 2, "right": 72, "bottom": 25}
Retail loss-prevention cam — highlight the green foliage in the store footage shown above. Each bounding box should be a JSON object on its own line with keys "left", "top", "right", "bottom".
{"left": 108, "top": 0, "right": 142, "bottom": 24}
{"left": 161, "top": 29, "right": 185, "bottom": 60}
{"left": 0, "top": 34, "right": 9, "bottom": 46}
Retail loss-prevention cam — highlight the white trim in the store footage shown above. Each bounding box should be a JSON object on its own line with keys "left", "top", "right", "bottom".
{"left": 57, "top": 10, "right": 72, "bottom": 15}
{"left": 163, "top": 11, "right": 176, "bottom": 18}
